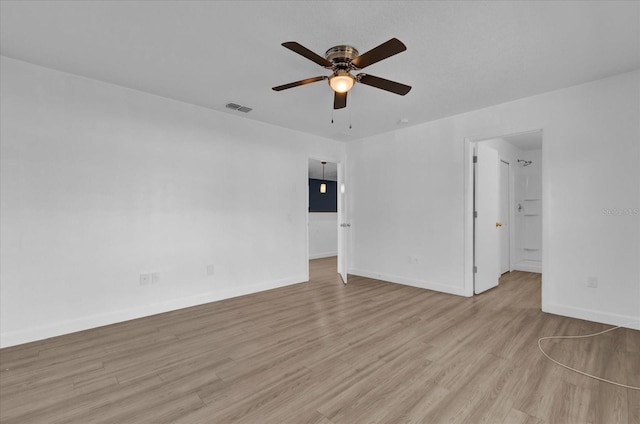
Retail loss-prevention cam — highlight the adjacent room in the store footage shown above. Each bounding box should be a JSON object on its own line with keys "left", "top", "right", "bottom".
{"left": 1, "top": 1, "right": 638, "bottom": 423}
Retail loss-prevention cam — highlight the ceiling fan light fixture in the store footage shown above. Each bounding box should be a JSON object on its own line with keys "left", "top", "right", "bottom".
{"left": 328, "top": 71, "right": 355, "bottom": 93}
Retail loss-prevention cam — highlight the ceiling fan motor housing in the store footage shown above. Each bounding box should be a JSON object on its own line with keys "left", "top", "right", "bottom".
{"left": 325, "top": 45, "right": 359, "bottom": 69}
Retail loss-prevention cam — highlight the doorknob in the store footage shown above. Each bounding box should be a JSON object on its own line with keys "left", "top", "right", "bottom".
{"left": 496, "top": 222, "right": 503, "bottom": 227}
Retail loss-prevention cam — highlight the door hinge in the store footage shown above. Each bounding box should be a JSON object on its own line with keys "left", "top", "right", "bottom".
{"left": 473, "top": 155, "right": 478, "bottom": 163}
{"left": 474, "top": 211, "right": 478, "bottom": 218}
{"left": 473, "top": 266, "right": 478, "bottom": 273}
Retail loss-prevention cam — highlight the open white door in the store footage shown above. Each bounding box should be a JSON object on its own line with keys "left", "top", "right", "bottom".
{"left": 337, "top": 161, "right": 349, "bottom": 284}
{"left": 475, "top": 144, "right": 501, "bottom": 294}
{"left": 499, "top": 160, "right": 510, "bottom": 274}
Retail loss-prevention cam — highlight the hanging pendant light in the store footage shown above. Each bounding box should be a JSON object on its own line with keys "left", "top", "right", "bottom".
{"left": 320, "top": 161, "right": 327, "bottom": 194}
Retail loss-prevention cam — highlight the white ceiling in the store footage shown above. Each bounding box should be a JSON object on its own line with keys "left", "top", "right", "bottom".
{"left": 501, "top": 130, "right": 543, "bottom": 152}
{"left": 309, "top": 159, "right": 338, "bottom": 181}
{"left": 1, "top": 1, "right": 638, "bottom": 142}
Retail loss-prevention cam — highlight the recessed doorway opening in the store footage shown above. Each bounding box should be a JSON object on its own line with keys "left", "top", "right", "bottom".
{"left": 307, "top": 157, "right": 350, "bottom": 284}
{"left": 465, "top": 130, "right": 543, "bottom": 296}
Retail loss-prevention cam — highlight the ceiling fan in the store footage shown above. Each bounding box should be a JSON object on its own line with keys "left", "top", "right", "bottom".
{"left": 272, "top": 38, "right": 411, "bottom": 110}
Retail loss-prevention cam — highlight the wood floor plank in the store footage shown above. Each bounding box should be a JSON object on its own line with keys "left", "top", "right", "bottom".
{"left": 501, "top": 408, "right": 545, "bottom": 424}
{"left": 317, "top": 344, "right": 442, "bottom": 423}
{"left": 1, "top": 259, "right": 637, "bottom": 423}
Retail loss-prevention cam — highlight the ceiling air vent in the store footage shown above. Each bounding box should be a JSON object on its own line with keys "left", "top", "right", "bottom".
{"left": 225, "top": 103, "right": 252, "bottom": 113}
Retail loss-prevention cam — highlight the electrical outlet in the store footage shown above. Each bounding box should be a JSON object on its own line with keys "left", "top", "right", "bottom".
{"left": 139, "top": 273, "right": 151, "bottom": 286}
{"left": 151, "top": 272, "right": 160, "bottom": 284}
{"left": 586, "top": 277, "right": 598, "bottom": 288}
{"left": 206, "top": 264, "right": 215, "bottom": 276}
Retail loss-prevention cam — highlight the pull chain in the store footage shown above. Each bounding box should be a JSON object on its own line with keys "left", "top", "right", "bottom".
{"left": 349, "top": 90, "right": 353, "bottom": 129}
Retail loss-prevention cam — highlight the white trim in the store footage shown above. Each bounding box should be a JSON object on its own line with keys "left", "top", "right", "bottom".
{"left": 500, "top": 159, "right": 512, "bottom": 275}
{"left": 304, "top": 170, "right": 309, "bottom": 282}
{"left": 337, "top": 159, "right": 348, "bottom": 284}
{"left": 513, "top": 262, "right": 542, "bottom": 273}
{"left": 463, "top": 138, "right": 475, "bottom": 296}
{"left": 543, "top": 304, "right": 640, "bottom": 330}
{"left": 0, "top": 275, "right": 306, "bottom": 348}
{"left": 349, "top": 268, "right": 468, "bottom": 297}
{"left": 309, "top": 251, "right": 338, "bottom": 260}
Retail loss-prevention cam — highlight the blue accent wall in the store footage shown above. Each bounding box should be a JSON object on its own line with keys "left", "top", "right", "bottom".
{"left": 309, "top": 179, "right": 337, "bottom": 212}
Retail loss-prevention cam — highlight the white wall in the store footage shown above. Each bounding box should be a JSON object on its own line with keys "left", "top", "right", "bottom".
{"left": 347, "top": 70, "right": 640, "bottom": 328}
{"left": 514, "top": 149, "right": 543, "bottom": 272}
{"left": 0, "top": 57, "right": 345, "bottom": 347}
{"left": 2, "top": 57, "right": 638, "bottom": 347}
{"left": 308, "top": 213, "right": 338, "bottom": 259}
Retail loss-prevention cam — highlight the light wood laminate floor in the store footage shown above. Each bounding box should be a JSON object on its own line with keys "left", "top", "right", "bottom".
{"left": 1, "top": 257, "right": 638, "bottom": 423}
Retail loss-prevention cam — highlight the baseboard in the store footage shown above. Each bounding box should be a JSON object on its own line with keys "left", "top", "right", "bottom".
{"left": 513, "top": 265, "right": 542, "bottom": 273}
{"left": 309, "top": 251, "right": 338, "bottom": 260}
{"left": 0, "top": 275, "right": 306, "bottom": 348}
{"left": 348, "top": 268, "right": 467, "bottom": 297}
{"left": 543, "top": 303, "right": 640, "bottom": 330}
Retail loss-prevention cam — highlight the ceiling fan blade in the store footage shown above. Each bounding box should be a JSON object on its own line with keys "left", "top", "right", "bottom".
{"left": 282, "top": 42, "right": 333, "bottom": 68}
{"left": 334, "top": 91, "right": 347, "bottom": 109}
{"left": 351, "top": 38, "right": 407, "bottom": 69}
{"left": 357, "top": 74, "right": 411, "bottom": 95}
{"left": 272, "top": 76, "right": 327, "bottom": 91}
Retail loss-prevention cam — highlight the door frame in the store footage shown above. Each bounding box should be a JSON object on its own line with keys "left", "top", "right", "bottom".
{"left": 337, "top": 160, "right": 348, "bottom": 284}
{"left": 463, "top": 130, "right": 544, "bottom": 297}
{"left": 499, "top": 158, "right": 511, "bottom": 274}
{"left": 305, "top": 155, "right": 345, "bottom": 282}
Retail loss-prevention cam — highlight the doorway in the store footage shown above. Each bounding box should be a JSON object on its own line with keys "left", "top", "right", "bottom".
{"left": 308, "top": 159, "right": 338, "bottom": 260}
{"left": 307, "top": 158, "right": 349, "bottom": 284}
{"left": 465, "top": 130, "right": 543, "bottom": 296}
